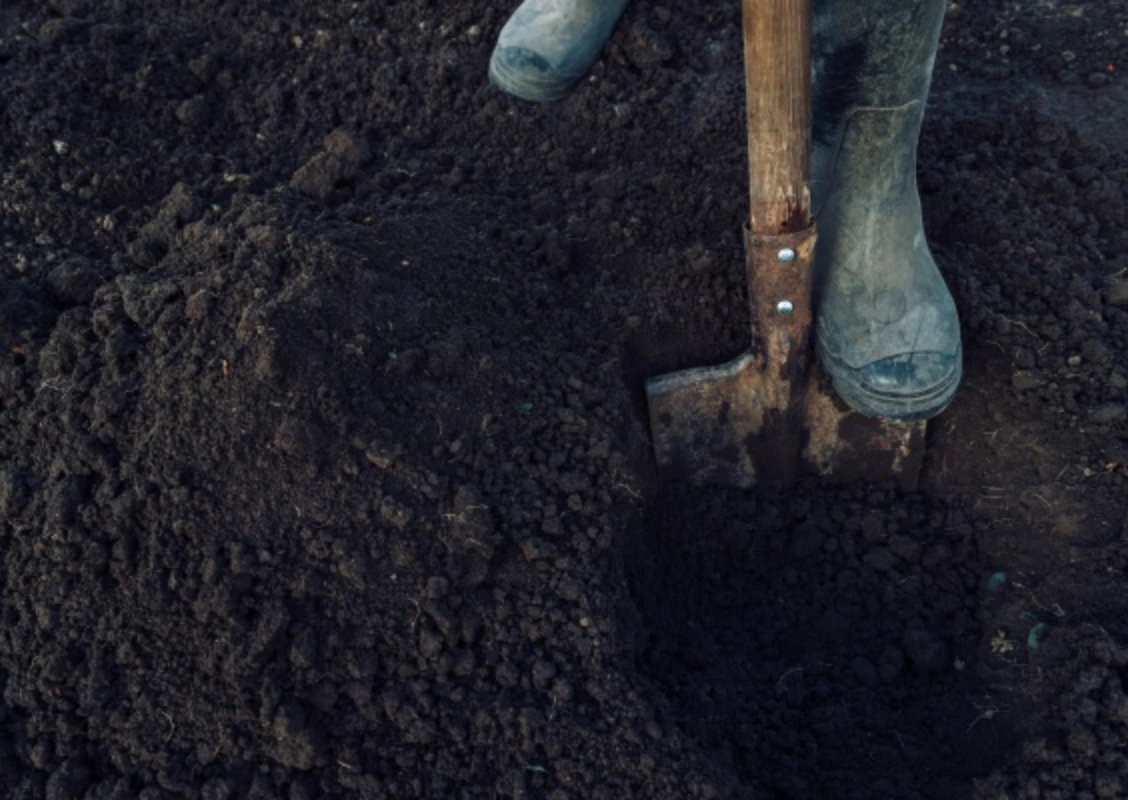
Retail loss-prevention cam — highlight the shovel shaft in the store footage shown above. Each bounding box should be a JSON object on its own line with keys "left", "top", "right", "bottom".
{"left": 743, "top": 0, "right": 816, "bottom": 477}
{"left": 743, "top": 0, "right": 812, "bottom": 233}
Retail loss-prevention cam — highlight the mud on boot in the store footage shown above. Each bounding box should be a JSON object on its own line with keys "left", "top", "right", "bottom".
{"left": 489, "top": 0, "right": 630, "bottom": 102}
{"left": 811, "top": 0, "right": 962, "bottom": 421}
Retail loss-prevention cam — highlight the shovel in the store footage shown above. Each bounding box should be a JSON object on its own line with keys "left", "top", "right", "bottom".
{"left": 645, "top": 0, "right": 925, "bottom": 490}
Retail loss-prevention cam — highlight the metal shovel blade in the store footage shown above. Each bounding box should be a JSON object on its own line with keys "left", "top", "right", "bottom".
{"left": 647, "top": 351, "right": 779, "bottom": 488}
{"left": 646, "top": 353, "right": 928, "bottom": 490}
{"left": 646, "top": 228, "right": 817, "bottom": 489}
{"left": 645, "top": 224, "right": 928, "bottom": 491}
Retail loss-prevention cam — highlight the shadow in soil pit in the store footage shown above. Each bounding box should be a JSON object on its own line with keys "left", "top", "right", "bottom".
{"left": 629, "top": 480, "right": 1018, "bottom": 800}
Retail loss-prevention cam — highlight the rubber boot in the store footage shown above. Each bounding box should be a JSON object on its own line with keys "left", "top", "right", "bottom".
{"left": 489, "top": 0, "right": 630, "bottom": 102}
{"left": 811, "top": 0, "right": 961, "bottom": 421}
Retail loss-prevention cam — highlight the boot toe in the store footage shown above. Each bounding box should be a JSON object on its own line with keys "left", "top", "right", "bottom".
{"left": 821, "top": 344, "right": 962, "bottom": 421}
{"left": 489, "top": 46, "right": 577, "bottom": 103}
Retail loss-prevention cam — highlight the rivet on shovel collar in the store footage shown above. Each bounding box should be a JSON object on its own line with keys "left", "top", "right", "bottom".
{"left": 777, "top": 300, "right": 794, "bottom": 315}
{"left": 777, "top": 248, "right": 796, "bottom": 263}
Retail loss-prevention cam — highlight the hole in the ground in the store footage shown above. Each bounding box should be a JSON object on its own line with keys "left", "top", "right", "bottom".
{"left": 629, "top": 479, "right": 1018, "bottom": 797}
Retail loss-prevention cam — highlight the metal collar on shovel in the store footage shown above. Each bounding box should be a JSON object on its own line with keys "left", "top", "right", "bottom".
{"left": 646, "top": 0, "right": 925, "bottom": 490}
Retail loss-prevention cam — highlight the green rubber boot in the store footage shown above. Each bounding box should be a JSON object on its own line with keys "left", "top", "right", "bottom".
{"left": 812, "top": 0, "right": 962, "bottom": 421}
{"left": 489, "top": 0, "right": 631, "bottom": 102}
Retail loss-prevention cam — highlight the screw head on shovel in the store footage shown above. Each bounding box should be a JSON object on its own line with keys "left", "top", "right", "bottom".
{"left": 646, "top": 227, "right": 817, "bottom": 488}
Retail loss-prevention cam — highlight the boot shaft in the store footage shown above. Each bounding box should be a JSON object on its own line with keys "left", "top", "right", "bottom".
{"left": 812, "top": 0, "right": 947, "bottom": 145}
{"left": 808, "top": 0, "right": 962, "bottom": 422}
{"left": 810, "top": 0, "right": 947, "bottom": 212}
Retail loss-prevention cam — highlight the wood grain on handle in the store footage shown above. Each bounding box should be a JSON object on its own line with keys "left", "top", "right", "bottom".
{"left": 743, "top": 0, "right": 812, "bottom": 234}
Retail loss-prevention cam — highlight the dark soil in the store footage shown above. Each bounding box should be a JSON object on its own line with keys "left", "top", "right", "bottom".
{"left": 2, "top": 1, "right": 1127, "bottom": 798}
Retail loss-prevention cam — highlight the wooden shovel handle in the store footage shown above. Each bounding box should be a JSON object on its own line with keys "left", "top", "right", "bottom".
{"left": 743, "top": 0, "right": 812, "bottom": 234}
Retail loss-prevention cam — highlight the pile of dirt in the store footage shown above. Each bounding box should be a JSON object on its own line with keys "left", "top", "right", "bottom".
{"left": 1, "top": 0, "right": 1126, "bottom": 798}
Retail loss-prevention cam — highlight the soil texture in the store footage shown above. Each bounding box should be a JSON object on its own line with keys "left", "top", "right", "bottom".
{"left": 1, "top": 1, "right": 1128, "bottom": 798}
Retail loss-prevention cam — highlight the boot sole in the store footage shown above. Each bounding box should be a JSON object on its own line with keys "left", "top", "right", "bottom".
{"left": 818, "top": 340, "right": 963, "bottom": 422}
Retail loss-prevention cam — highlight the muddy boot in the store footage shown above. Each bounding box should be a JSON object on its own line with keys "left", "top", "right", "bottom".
{"left": 811, "top": 0, "right": 961, "bottom": 421}
{"left": 489, "top": 0, "right": 630, "bottom": 102}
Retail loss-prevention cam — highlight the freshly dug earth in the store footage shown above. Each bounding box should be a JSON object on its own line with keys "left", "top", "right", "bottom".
{"left": 2, "top": 0, "right": 1127, "bottom": 798}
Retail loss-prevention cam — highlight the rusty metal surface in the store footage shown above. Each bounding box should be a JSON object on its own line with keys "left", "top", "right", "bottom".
{"left": 646, "top": 352, "right": 763, "bottom": 487}
{"left": 747, "top": 226, "right": 816, "bottom": 386}
{"left": 646, "top": 223, "right": 926, "bottom": 489}
{"left": 803, "top": 367, "right": 927, "bottom": 492}
{"left": 646, "top": 226, "right": 818, "bottom": 488}
{"left": 647, "top": 350, "right": 927, "bottom": 489}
